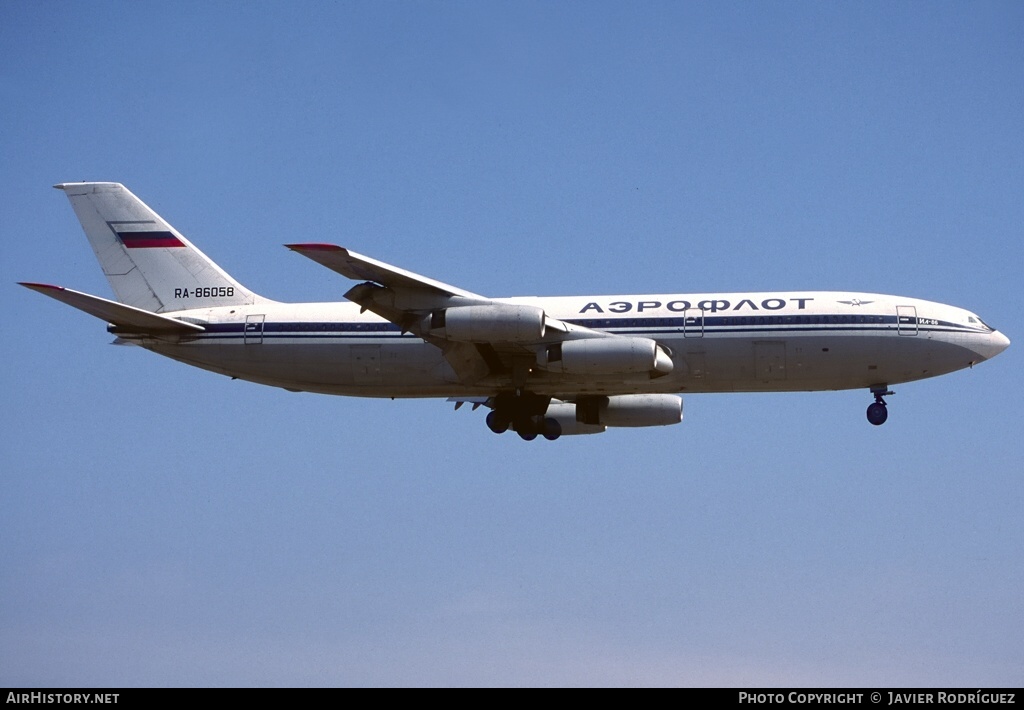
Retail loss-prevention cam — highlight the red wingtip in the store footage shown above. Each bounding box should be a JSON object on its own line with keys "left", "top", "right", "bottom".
{"left": 18, "top": 282, "right": 65, "bottom": 292}
{"left": 285, "top": 243, "right": 343, "bottom": 252}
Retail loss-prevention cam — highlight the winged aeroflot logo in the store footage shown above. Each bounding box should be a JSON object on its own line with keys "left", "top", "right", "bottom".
{"left": 837, "top": 298, "right": 874, "bottom": 306}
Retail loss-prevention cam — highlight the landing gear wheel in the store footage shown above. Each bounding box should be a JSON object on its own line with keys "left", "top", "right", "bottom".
{"left": 517, "top": 426, "right": 538, "bottom": 441}
{"left": 515, "top": 416, "right": 541, "bottom": 441}
{"left": 486, "top": 411, "right": 510, "bottom": 434}
{"left": 866, "top": 402, "right": 888, "bottom": 426}
{"left": 542, "top": 417, "right": 562, "bottom": 441}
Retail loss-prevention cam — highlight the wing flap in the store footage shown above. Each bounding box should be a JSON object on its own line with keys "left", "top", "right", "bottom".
{"left": 19, "top": 282, "right": 205, "bottom": 334}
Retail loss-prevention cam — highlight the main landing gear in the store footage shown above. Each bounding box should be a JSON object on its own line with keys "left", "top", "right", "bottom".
{"left": 867, "top": 387, "right": 894, "bottom": 426}
{"left": 485, "top": 392, "right": 562, "bottom": 441}
{"left": 486, "top": 411, "right": 562, "bottom": 441}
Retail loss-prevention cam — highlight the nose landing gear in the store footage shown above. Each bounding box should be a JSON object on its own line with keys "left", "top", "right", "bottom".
{"left": 867, "top": 387, "right": 894, "bottom": 426}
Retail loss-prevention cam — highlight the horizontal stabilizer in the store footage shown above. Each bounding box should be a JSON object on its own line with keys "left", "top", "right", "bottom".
{"left": 19, "top": 282, "right": 205, "bottom": 334}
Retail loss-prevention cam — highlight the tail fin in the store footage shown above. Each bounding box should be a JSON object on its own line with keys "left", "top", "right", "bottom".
{"left": 55, "top": 182, "right": 269, "bottom": 312}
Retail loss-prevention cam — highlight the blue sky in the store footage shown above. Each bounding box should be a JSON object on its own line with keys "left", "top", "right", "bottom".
{"left": 2, "top": 1, "right": 1021, "bottom": 687}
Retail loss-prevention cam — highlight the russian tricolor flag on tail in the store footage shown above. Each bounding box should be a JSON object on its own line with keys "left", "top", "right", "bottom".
{"left": 116, "top": 230, "right": 185, "bottom": 248}
{"left": 52, "top": 183, "right": 258, "bottom": 312}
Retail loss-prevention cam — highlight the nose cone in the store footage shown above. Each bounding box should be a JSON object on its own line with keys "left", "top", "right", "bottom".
{"left": 976, "top": 330, "right": 1011, "bottom": 362}
{"left": 991, "top": 331, "right": 1011, "bottom": 358}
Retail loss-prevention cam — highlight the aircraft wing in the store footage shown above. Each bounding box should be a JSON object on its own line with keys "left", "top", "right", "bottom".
{"left": 19, "top": 282, "right": 205, "bottom": 335}
{"left": 285, "top": 244, "right": 483, "bottom": 299}
{"left": 287, "top": 243, "right": 604, "bottom": 383}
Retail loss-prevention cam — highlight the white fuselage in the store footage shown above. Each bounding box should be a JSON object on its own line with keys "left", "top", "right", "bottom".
{"left": 33, "top": 183, "right": 1010, "bottom": 435}
{"left": 141, "top": 290, "right": 1009, "bottom": 398}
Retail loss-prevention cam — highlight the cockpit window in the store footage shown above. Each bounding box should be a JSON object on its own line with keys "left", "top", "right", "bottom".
{"left": 970, "top": 315, "right": 995, "bottom": 331}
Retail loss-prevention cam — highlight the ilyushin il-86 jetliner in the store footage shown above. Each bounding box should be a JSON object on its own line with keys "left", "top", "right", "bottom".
{"left": 22, "top": 183, "right": 1010, "bottom": 440}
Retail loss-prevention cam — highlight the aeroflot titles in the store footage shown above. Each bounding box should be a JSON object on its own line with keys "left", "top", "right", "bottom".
{"left": 579, "top": 297, "right": 815, "bottom": 314}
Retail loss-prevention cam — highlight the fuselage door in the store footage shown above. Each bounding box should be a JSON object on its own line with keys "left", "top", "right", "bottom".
{"left": 351, "top": 344, "right": 382, "bottom": 385}
{"left": 897, "top": 305, "right": 918, "bottom": 336}
{"left": 244, "top": 314, "right": 265, "bottom": 344}
{"left": 683, "top": 308, "right": 704, "bottom": 338}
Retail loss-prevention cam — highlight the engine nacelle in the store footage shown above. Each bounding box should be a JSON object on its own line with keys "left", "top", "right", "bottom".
{"left": 538, "top": 337, "right": 674, "bottom": 375}
{"left": 423, "top": 304, "right": 546, "bottom": 343}
{"left": 575, "top": 394, "right": 683, "bottom": 427}
{"left": 544, "top": 402, "right": 607, "bottom": 435}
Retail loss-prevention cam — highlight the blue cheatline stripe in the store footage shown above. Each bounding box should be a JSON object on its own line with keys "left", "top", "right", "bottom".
{"left": 197, "top": 314, "right": 982, "bottom": 333}
{"left": 180, "top": 314, "right": 986, "bottom": 343}
{"left": 568, "top": 315, "right": 901, "bottom": 328}
{"left": 568, "top": 314, "right": 985, "bottom": 333}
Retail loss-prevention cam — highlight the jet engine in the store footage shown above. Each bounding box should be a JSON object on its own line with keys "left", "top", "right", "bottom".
{"left": 574, "top": 394, "right": 683, "bottom": 427}
{"left": 543, "top": 401, "right": 607, "bottom": 435}
{"left": 533, "top": 394, "right": 683, "bottom": 436}
{"left": 422, "top": 304, "right": 546, "bottom": 343}
{"left": 538, "top": 338, "right": 674, "bottom": 375}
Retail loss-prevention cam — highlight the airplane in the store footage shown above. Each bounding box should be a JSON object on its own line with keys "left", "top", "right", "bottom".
{"left": 21, "top": 182, "right": 1010, "bottom": 440}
